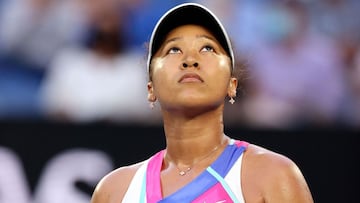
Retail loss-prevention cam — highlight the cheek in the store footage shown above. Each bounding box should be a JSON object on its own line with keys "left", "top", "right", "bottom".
{"left": 204, "top": 56, "right": 231, "bottom": 80}
{"left": 151, "top": 58, "right": 166, "bottom": 82}
{"left": 151, "top": 58, "right": 174, "bottom": 90}
{"left": 151, "top": 58, "right": 164, "bottom": 75}
{"left": 203, "top": 54, "right": 231, "bottom": 72}
{"left": 218, "top": 56, "right": 232, "bottom": 73}
{"left": 209, "top": 56, "right": 232, "bottom": 90}
{"left": 151, "top": 57, "right": 180, "bottom": 79}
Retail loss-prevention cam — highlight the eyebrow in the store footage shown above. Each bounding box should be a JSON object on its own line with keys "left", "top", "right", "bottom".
{"left": 163, "top": 37, "right": 181, "bottom": 45}
{"left": 163, "top": 34, "right": 217, "bottom": 46}
{"left": 196, "top": 34, "right": 217, "bottom": 42}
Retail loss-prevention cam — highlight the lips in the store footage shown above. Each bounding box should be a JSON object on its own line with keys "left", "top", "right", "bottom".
{"left": 178, "top": 73, "right": 204, "bottom": 83}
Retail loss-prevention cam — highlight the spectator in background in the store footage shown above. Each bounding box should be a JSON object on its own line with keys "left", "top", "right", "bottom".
{"left": 0, "top": 0, "right": 87, "bottom": 119}
{"left": 238, "top": 1, "right": 348, "bottom": 129}
{"left": 307, "top": 0, "right": 360, "bottom": 128}
{"left": 40, "top": 0, "right": 161, "bottom": 124}
{"left": 308, "top": 0, "right": 360, "bottom": 48}
{"left": 0, "top": 0, "right": 87, "bottom": 69}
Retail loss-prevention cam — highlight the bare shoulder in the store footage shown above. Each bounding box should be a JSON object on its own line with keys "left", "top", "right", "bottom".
{"left": 90, "top": 161, "right": 144, "bottom": 203}
{"left": 244, "top": 144, "right": 297, "bottom": 171}
{"left": 242, "top": 144, "right": 314, "bottom": 203}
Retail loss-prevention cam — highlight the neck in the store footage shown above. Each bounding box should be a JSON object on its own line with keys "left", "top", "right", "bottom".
{"left": 162, "top": 104, "right": 225, "bottom": 135}
{"left": 162, "top": 107, "right": 228, "bottom": 165}
{"left": 165, "top": 121, "right": 227, "bottom": 165}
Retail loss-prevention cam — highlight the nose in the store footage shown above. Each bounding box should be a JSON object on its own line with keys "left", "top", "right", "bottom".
{"left": 181, "top": 51, "right": 199, "bottom": 69}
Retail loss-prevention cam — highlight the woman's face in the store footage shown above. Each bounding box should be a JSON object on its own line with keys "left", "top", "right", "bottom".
{"left": 148, "top": 24, "right": 237, "bottom": 111}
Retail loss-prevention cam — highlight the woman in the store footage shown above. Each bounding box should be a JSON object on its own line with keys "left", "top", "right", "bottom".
{"left": 91, "top": 3, "right": 313, "bottom": 203}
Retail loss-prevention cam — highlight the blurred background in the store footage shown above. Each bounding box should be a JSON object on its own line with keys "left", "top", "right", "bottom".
{"left": 0, "top": 0, "right": 359, "bottom": 203}
{"left": 0, "top": 0, "right": 359, "bottom": 128}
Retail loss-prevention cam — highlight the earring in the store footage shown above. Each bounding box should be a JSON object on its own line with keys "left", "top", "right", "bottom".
{"left": 149, "top": 101, "right": 155, "bottom": 109}
{"left": 229, "top": 97, "right": 235, "bottom": 104}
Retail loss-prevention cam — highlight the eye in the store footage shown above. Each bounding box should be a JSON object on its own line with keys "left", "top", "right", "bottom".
{"left": 168, "top": 47, "right": 181, "bottom": 54}
{"left": 201, "top": 45, "right": 215, "bottom": 52}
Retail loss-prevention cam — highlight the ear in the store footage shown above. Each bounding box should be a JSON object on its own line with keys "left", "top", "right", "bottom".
{"left": 147, "top": 81, "right": 156, "bottom": 102}
{"left": 227, "top": 77, "right": 238, "bottom": 98}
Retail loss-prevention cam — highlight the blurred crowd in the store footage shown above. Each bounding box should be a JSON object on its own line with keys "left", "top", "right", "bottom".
{"left": 0, "top": 0, "right": 359, "bottom": 129}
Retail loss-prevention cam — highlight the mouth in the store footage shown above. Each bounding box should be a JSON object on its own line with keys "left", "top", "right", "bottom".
{"left": 178, "top": 73, "right": 204, "bottom": 83}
